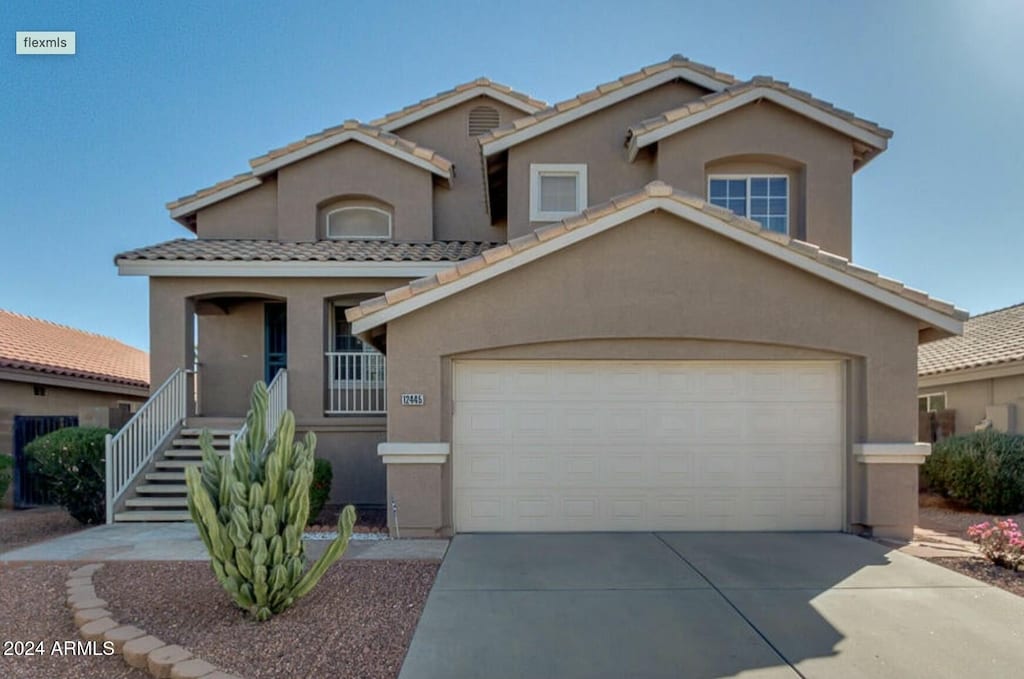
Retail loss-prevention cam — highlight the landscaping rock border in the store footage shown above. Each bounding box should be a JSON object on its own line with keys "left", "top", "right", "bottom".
{"left": 66, "top": 563, "right": 242, "bottom": 679}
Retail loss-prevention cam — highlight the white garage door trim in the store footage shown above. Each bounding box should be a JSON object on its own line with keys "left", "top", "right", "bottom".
{"left": 452, "top": 360, "right": 846, "bottom": 532}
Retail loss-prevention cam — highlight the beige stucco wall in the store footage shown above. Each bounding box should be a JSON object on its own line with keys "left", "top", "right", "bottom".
{"left": 505, "top": 81, "right": 708, "bottom": 239}
{"left": 0, "top": 378, "right": 145, "bottom": 455}
{"left": 655, "top": 101, "right": 854, "bottom": 257}
{"left": 393, "top": 96, "right": 527, "bottom": 243}
{"left": 195, "top": 178, "right": 278, "bottom": 240}
{"left": 381, "top": 211, "right": 921, "bottom": 536}
{"left": 920, "top": 372, "right": 1024, "bottom": 435}
{"left": 276, "top": 142, "right": 435, "bottom": 242}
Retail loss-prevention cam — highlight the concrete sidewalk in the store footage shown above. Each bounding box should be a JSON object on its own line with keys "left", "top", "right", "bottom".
{"left": 0, "top": 522, "right": 447, "bottom": 562}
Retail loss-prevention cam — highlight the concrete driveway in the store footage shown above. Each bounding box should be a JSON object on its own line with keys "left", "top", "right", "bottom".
{"left": 399, "top": 532, "right": 1024, "bottom": 679}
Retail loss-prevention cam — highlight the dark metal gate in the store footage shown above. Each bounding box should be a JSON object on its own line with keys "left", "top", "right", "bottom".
{"left": 12, "top": 415, "right": 77, "bottom": 508}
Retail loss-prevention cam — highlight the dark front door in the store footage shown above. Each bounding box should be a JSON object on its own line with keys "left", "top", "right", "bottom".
{"left": 264, "top": 302, "right": 287, "bottom": 383}
{"left": 12, "top": 414, "right": 78, "bottom": 508}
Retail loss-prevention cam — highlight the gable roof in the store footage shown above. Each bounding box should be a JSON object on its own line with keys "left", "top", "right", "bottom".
{"left": 478, "top": 55, "right": 738, "bottom": 156}
{"left": 347, "top": 181, "right": 966, "bottom": 338}
{"left": 0, "top": 309, "right": 149, "bottom": 389}
{"left": 370, "top": 77, "right": 546, "bottom": 131}
{"left": 919, "top": 303, "right": 1024, "bottom": 378}
{"left": 626, "top": 77, "right": 893, "bottom": 168}
{"left": 167, "top": 122, "right": 453, "bottom": 222}
{"left": 247, "top": 120, "right": 454, "bottom": 177}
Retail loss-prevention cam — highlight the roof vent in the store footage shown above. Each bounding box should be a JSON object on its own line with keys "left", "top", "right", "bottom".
{"left": 468, "top": 105, "right": 500, "bottom": 137}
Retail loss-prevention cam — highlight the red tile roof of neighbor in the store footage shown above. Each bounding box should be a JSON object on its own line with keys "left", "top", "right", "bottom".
{"left": 0, "top": 309, "right": 149, "bottom": 388}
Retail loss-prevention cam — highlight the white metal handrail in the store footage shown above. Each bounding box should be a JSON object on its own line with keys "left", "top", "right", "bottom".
{"left": 325, "top": 351, "right": 386, "bottom": 414}
{"left": 230, "top": 369, "right": 288, "bottom": 458}
{"left": 105, "top": 368, "right": 188, "bottom": 523}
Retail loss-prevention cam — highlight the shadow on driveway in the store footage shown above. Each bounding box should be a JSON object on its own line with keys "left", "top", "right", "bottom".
{"left": 399, "top": 532, "right": 1024, "bottom": 679}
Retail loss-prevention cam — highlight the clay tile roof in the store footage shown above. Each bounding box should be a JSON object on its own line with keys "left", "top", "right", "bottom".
{"left": 370, "top": 77, "right": 546, "bottom": 128}
{"left": 627, "top": 77, "right": 893, "bottom": 143}
{"left": 918, "top": 303, "right": 1024, "bottom": 377}
{"left": 166, "top": 173, "right": 256, "bottom": 211}
{"left": 248, "top": 121, "right": 454, "bottom": 175}
{"left": 0, "top": 309, "right": 149, "bottom": 388}
{"left": 169, "top": 124, "right": 455, "bottom": 214}
{"left": 115, "top": 239, "right": 502, "bottom": 263}
{"left": 346, "top": 181, "right": 967, "bottom": 328}
{"left": 478, "top": 54, "right": 738, "bottom": 148}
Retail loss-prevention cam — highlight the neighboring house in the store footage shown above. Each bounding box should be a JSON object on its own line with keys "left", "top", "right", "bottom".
{"left": 0, "top": 309, "right": 149, "bottom": 504}
{"left": 918, "top": 302, "right": 1024, "bottom": 437}
{"left": 115, "top": 55, "right": 965, "bottom": 539}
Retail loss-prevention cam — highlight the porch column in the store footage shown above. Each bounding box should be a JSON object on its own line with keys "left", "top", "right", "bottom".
{"left": 285, "top": 291, "right": 325, "bottom": 422}
{"left": 378, "top": 443, "right": 449, "bottom": 538}
{"left": 149, "top": 284, "right": 196, "bottom": 414}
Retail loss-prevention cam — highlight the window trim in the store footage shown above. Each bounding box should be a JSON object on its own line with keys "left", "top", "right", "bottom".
{"left": 325, "top": 205, "right": 392, "bottom": 240}
{"left": 918, "top": 392, "right": 947, "bottom": 413}
{"left": 529, "top": 163, "right": 588, "bottom": 222}
{"left": 707, "top": 174, "right": 790, "bottom": 235}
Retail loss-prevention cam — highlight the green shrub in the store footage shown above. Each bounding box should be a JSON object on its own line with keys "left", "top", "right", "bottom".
{"left": 186, "top": 382, "right": 355, "bottom": 621}
{"left": 24, "top": 427, "right": 112, "bottom": 524}
{"left": 0, "top": 453, "right": 12, "bottom": 501}
{"left": 308, "top": 458, "right": 333, "bottom": 525}
{"left": 923, "top": 431, "right": 1024, "bottom": 514}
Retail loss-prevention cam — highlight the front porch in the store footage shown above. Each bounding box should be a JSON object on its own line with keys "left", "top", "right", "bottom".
{"left": 186, "top": 293, "right": 388, "bottom": 419}
{"left": 109, "top": 282, "right": 400, "bottom": 522}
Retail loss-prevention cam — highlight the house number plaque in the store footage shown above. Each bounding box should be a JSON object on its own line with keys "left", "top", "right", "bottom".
{"left": 401, "top": 393, "right": 425, "bottom": 406}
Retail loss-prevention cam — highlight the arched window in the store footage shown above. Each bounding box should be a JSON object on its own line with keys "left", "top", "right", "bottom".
{"left": 324, "top": 204, "right": 392, "bottom": 239}
{"left": 468, "top": 105, "right": 500, "bottom": 137}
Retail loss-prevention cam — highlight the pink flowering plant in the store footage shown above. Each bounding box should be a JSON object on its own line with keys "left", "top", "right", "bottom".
{"left": 966, "top": 519, "right": 1024, "bottom": 571}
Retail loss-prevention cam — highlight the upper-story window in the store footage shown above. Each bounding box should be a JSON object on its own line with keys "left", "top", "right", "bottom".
{"left": 530, "top": 163, "right": 588, "bottom": 222}
{"left": 708, "top": 175, "right": 789, "bottom": 235}
{"left": 323, "top": 199, "right": 392, "bottom": 240}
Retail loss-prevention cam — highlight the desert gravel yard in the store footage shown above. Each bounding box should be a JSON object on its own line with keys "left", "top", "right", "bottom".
{"left": 915, "top": 493, "right": 1024, "bottom": 598}
{"left": 0, "top": 562, "right": 147, "bottom": 679}
{"left": 0, "top": 508, "right": 85, "bottom": 555}
{"left": 94, "top": 560, "right": 439, "bottom": 679}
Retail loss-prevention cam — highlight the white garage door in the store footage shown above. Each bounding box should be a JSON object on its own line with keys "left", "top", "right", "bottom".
{"left": 453, "top": 360, "right": 844, "bottom": 532}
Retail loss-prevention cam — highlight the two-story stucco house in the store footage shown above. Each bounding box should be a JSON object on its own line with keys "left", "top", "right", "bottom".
{"left": 113, "top": 55, "right": 965, "bottom": 539}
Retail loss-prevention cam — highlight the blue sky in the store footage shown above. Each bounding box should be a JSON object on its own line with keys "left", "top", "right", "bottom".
{"left": 2, "top": 0, "right": 1022, "bottom": 351}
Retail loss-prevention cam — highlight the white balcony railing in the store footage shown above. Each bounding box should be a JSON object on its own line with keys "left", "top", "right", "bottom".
{"left": 230, "top": 368, "right": 287, "bottom": 458}
{"left": 105, "top": 368, "right": 188, "bottom": 523}
{"left": 325, "top": 351, "right": 386, "bottom": 415}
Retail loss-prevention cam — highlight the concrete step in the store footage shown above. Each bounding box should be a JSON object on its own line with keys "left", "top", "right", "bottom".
{"left": 172, "top": 438, "right": 230, "bottom": 448}
{"left": 114, "top": 510, "right": 191, "bottom": 522}
{"left": 134, "top": 484, "right": 188, "bottom": 495}
{"left": 165, "top": 449, "right": 223, "bottom": 459}
{"left": 126, "top": 496, "right": 189, "bottom": 508}
{"left": 179, "top": 429, "right": 237, "bottom": 438}
{"left": 155, "top": 460, "right": 202, "bottom": 470}
{"left": 185, "top": 416, "right": 244, "bottom": 429}
{"left": 145, "top": 472, "right": 186, "bottom": 482}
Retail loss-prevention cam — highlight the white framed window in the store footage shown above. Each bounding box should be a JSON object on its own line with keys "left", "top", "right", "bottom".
{"left": 918, "top": 392, "right": 947, "bottom": 413}
{"left": 530, "top": 163, "right": 588, "bottom": 221}
{"left": 325, "top": 206, "right": 392, "bottom": 240}
{"left": 708, "top": 175, "right": 789, "bottom": 234}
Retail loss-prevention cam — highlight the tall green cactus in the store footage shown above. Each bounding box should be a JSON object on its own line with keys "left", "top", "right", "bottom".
{"left": 185, "top": 381, "right": 356, "bottom": 621}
